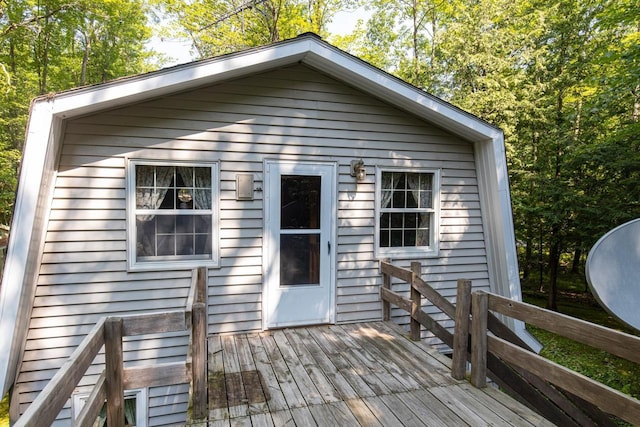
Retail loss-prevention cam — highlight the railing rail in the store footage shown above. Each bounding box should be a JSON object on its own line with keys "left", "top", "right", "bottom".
{"left": 380, "top": 259, "right": 621, "bottom": 426}
{"left": 15, "top": 267, "right": 208, "bottom": 427}
{"left": 467, "top": 290, "right": 640, "bottom": 426}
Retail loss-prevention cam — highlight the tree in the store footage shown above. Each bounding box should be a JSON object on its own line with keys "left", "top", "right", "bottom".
{"left": 342, "top": 0, "right": 639, "bottom": 309}
{"left": 152, "top": 0, "right": 357, "bottom": 58}
{"left": 0, "top": 0, "right": 155, "bottom": 224}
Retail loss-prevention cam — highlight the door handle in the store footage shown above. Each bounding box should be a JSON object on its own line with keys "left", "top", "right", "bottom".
{"left": 328, "top": 241, "right": 331, "bottom": 254}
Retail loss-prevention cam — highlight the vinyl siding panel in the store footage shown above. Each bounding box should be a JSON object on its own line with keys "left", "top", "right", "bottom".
{"left": 17, "top": 64, "right": 489, "bottom": 424}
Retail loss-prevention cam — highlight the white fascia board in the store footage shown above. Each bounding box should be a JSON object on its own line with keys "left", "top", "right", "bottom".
{"left": 0, "top": 101, "right": 55, "bottom": 395}
{"left": 50, "top": 39, "right": 312, "bottom": 119}
{"left": 300, "top": 43, "right": 501, "bottom": 143}
{"left": 475, "top": 136, "right": 543, "bottom": 353}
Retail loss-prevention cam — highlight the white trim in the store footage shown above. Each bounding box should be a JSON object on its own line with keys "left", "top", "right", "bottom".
{"left": 262, "top": 160, "right": 337, "bottom": 330}
{"left": 125, "top": 159, "right": 220, "bottom": 271}
{"left": 73, "top": 387, "right": 148, "bottom": 427}
{"left": 374, "top": 167, "right": 441, "bottom": 259}
{"left": 474, "top": 138, "right": 542, "bottom": 353}
{"left": 0, "top": 102, "right": 57, "bottom": 394}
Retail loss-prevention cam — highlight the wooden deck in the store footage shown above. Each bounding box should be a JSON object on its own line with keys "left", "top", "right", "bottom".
{"left": 202, "top": 321, "right": 555, "bottom": 426}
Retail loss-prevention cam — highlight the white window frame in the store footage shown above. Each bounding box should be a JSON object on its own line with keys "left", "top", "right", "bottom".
{"left": 73, "top": 387, "right": 147, "bottom": 427}
{"left": 126, "top": 159, "right": 220, "bottom": 271}
{"left": 375, "top": 167, "right": 440, "bottom": 259}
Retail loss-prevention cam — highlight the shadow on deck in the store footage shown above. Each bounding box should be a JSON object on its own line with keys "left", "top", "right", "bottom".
{"left": 199, "top": 321, "right": 553, "bottom": 426}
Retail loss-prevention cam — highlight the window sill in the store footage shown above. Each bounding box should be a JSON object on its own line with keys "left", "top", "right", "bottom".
{"left": 128, "top": 258, "right": 220, "bottom": 272}
{"left": 376, "top": 247, "right": 439, "bottom": 260}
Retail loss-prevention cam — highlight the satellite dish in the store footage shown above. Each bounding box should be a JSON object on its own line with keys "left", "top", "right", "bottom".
{"left": 586, "top": 218, "right": 640, "bottom": 332}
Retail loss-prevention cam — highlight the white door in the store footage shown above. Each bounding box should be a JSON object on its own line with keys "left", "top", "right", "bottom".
{"left": 264, "top": 161, "right": 336, "bottom": 328}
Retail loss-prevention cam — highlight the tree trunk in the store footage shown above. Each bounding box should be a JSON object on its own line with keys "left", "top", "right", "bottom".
{"left": 81, "top": 31, "right": 90, "bottom": 86}
{"left": 571, "top": 246, "right": 581, "bottom": 274}
{"left": 547, "top": 230, "right": 560, "bottom": 311}
{"left": 538, "top": 222, "right": 544, "bottom": 292}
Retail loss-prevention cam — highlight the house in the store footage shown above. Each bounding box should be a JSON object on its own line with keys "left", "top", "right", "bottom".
{"left": 0, "top": 33, "right": 539, "bottom": 425}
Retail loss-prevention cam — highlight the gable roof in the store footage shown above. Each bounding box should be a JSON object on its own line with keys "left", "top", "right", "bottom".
{"left": 0, "top": 33, "right": 537, "bottom": 394}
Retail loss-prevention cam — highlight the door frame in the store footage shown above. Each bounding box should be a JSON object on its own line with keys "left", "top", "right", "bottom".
{"left": 262, "top": 159, "right": 337, "bottom": 329}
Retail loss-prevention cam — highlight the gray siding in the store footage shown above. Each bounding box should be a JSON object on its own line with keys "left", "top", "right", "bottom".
{"left": 16, "top": 64, "right": 488, "bottom": 424}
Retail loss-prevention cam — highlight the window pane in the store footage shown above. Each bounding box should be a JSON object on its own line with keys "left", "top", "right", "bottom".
{"left": 380, "top": 229, "right": 390, "bottom": 247}
{"left": 157, "top": 235, "right": 175, "bottom": 256}
{"left": 404, "top": 229, "right": 416, "bottom": 246}
{"left": 418, "top": 213, "right": 431, "bottom": 228}
{"left": 406, "top": 191, "right": 418, "bottom": 208}
{"left": 136, "top": 188, "right": 153, "bottom": 209}
{"left": 193, "top": 190, "right": 211, "bottom": 209}
{"left": 156, "top": 215, "right": 175, "bottom": 234}
{"left": 136, "top": 217, "right": 156, "bottom": 257}
{"left": 158, "top": 187, "right": 175, "bottom": 209}
{"left": 177, "top": 189, "right": 193, "bottom": 209}
{"left": 417, "top": 228, "right": 430, "bottom": 246}
{"left": 176, "top": 215, "right": 194, "bottom": 233}
{"left": 405, "top": 213, "right": 417, "bottom": 228}
{"left": 392, "top": 190, "right": 405, "bottom": 208}
{"left": 391, "top": 230, "right": 403, "bottom": 246}
{"left": 381, "top": 190, "right": 392, "bottom": 208}
{"left": 195, "top": 234, "right": 212, "bottom": 255}
{"left": 419, "top": 190, "right": 432, "bottom": 209}
{"left": 390, "top": 213, "right": 403, "bottom": 228}
{"left": 194, "top": 167, "right": 211, "bottom": 187}
{"left": 281, "top": 175, "right": 321, "bottom": 229}
{"left": 380, "top": 212, "right": 390, "bottom": 228}
{"left": 178, "top": 166, "right": 194, "bottom": 186}
{"left": 280, "top": 234, "right": 320, "bottom": 286}
{"left": 176, "top": 235, "right": 194, "bottom": 256}
{"left": 136, "top": 165, "right": 155, "bottom": 187}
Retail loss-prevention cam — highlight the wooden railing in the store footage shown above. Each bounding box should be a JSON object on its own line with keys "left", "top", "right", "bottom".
{"left": 459, "top": 289, "right": 640, "bottom": 426}
{"left": 380, "top": 260, "right": 635, "bottom": 426}
{"left": 15, "top": 267, "right": 208, "bottom": 427}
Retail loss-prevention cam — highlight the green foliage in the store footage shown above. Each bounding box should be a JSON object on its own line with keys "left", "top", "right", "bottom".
{"left": 524, "top": 276, "right": 640, "bottom": 417}
{"left": 344, "top": 0, "right": 639, "bottom": 307}
{"left": 531, "top": 325, "right": 640, "bottom": 400}
{"left": 0, "top": 393, "right": 7, "bottom": 427}
{"left": 152, "top": 0, "right": 358, "bottom": 58}
{"left": 0, "top": 0, "right": 156, "bottom": 225}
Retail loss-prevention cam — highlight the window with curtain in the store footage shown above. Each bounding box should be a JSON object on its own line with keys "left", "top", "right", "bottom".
{"left": 73, "top": 388, "right": 146, "bottom": 427}
{"left": 128, "top": 161, "right": 219, "bottom": 269}
{"left": 378, "top": 169, "right": 439, "bottom": 257}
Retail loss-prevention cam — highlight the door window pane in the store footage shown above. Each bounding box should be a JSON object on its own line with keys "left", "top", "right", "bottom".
{"left": 281, "top": 175, "right": 321, "bottom": 229}
{"left": 280, "top": 234, "right": 320, "bottom": 286}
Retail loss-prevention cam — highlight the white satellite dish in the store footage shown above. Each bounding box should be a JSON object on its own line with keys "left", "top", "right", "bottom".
{"left": 586, "top": 218, "right": 640, "bottom": 332}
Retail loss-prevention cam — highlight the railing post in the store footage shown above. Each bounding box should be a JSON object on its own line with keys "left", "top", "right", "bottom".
{"left": 192, "top": 301, "right": 207, "bottom": 419}
{"left": 470, "top": 291, "right": 488, "bottom": 388}
{"left": 452, "top": 279, "right": 472, "bottom": 380}
{"left": 410, "top": 262, "right": 422, "bottom": 341}
{"left": 105, "top": 317, "right": 124, "bottom": 427}
{"left": 196, "top": 266, "right": 207, "bottom": 302}
{"left": 382, "top": 258, "right": 391, "bottom": 321}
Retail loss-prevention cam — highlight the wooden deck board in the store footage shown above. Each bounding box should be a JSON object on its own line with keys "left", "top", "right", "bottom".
{"left": 204, "top": 321, "right": 555, "bottom": 426}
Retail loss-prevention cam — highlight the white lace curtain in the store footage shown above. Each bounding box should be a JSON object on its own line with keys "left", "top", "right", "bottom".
{"left": 136, "top": 165, "right": 211, "bottom": 221}
{"left": 136, "top": 166, "right": 173, "bottom": 221}
{"left": 381, "top": 172, "right": 430, "bottom": 209}
{"left": 380, "top": 172, "right": 394, "bottom": 210}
